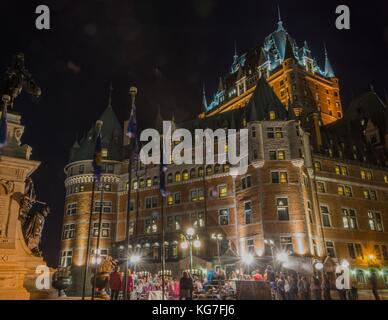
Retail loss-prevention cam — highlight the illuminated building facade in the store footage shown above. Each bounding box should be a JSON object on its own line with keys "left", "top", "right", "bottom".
{"left": 60, "top": 18, "right": 388, "bottom": 295}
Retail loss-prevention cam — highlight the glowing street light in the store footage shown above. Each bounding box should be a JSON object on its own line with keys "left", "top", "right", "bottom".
{"left": 180, "top": 241, "right": 189, "bottom": 250}
{"left": 242, "top": 253, "right": 254, "bottom": 266}
{"left": 314, "top": 262, "right": 324, "bottom": 271}
{"left": 181, "top": 227, "right": 201, "bottom": 275}
{"left": 341, "top": 259, "right": 350, "bottom": 269}
{"left": 130, "top": 254, "right": 141, "bottom": 264}
{"left": 186, "top": 227, "right": 195, "bottom": 237}
{"left": 276, "top": 252, "right": 289, "bottom": 264}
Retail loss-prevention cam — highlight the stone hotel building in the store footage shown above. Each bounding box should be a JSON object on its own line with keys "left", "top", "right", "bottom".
{"left": 60, "top": 16, "right": 388, "bottom": 294}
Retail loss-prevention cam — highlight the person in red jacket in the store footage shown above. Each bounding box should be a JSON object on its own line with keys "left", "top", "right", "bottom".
{"left": 109, "top": 267, "right": 123, "bottom": 300}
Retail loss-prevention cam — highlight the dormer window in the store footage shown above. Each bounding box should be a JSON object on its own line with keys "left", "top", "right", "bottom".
{"left": 102, "top": 148, "right": 108, "bottom": 158}
{"left": 269, "top": 111, "right": 276, "bottom": 120}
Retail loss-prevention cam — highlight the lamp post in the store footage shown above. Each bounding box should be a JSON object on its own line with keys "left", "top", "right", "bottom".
{"left": 264, "top": 239, "right": 276, "bottom": 270}
{"left": 181, "top": 227, "right": 201, "bottom": 275}
{"left": 241, "top": 253, "right": 254, "bottom": 275}
{"left": 211, "top": 233, "right": 223, "bottom": 268}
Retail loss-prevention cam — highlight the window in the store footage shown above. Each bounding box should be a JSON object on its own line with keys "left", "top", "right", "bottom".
{"left": 106, "top": 164, "right": 114, "bottom": 174}
{"left": 348, "top": 243, "right": 364, "bottom": 260}
{"left": 276, "top": 198, "right": 289, "bottom": 221}
{"left": 280, "top": 236, "right": 293, "bottom": 253}
{"left": 191, "top": 211, "right": 205, "bottom": 229}
{"left": 342, "top": 208, "right": 358, "bottom": 230}
{"left": 167, "top": 173, "right": 173, "bottom": 183}
{"left": 79, "top": 165, "right": 85, "bottom": 174}
{"left": 246, "top": 238, "right": 255, "bottom": 253}
{"left": 244, "top": 201, "right": 252, "bottom": 224}
{"left": 206, "top": 165, "right": 213, "bottom": 176}
{"left": 271, "top": 171, "right": 288, "bottom": 184}
{"left": 62, "top": 224, "right": 75, "bottom": 240}
{"left": 102, "top": 149, "right": 108, "bottom": 158}
{"left": 145, "top": 218, "right": 157, "bottom": 234}
{"left": 338, "top": 185, "right": 352, "bottom": 197}
{"left": 153, "top": 176, "right": 159, "bottom": 186}
{"left": 364, "top": 190, "right": 378, "bottom": 200}
{"left": 317, "top": 182, "right": 326, "bottom": 193}
{"left": 218, "top": 185, "right": 227, "bottom": 198}
{"left": 175, "top": 172, "right": 181, "bottom": 182}
{"left": 190, "top": 168, "right": 196, "bottom": 179}
{"left": 139, "top": 179, "right": 145, "bottom": 188}
{"left": 268, "top": 111, "right": 276, "bottom": 120}
{"left": 368, "top": 211, "right": 383, "bottom": 232}
{"left": 314, "top": 161, "right": 322, "bottom": 172}
{"left": 326, "top": 241, "right": 336, "bottom": 258}
{"left": 167, "top": 216, "right": 181, "bottom": 232}
{"left": 320, "top": 206, "right": 331, "bottom": 227}
{"left": 241, "top": 175, "right": 252, "bottom": 190}
{"left": 384, "top": 175, "right": 388, "bottom": 184}
{"left": 103, "top": 184, "right": 112, "bottom": 192}
{"left": 146, "top": 178, "right": 152, "bottom": 187}
{"left": 66, "top": 203, "right": 77, "bottom": 216}
{"left": 335, "top": 165, "right": 348, "bottom": 176}
{"left": 277, "top": 150, "right": 285, "bottom": 160}
{"left": 132, "top": 180, "right": 138, "bottom": 190}
{"left": 198, "top": 167, "right": 204, "bottom": 177}
{"left": 267, "top": 128, "right": 275, "bottom": 139}
{"left": 356, "top": 270, "right": 366, "bottom": 284}
{"left": 182, "top": 170, "right": 189, "bottom": 181}
{"left": 61, "top": 250, "right": 72, "bottom": 267}
{"left": 219, "top": 209, "right": 229, "bottom": 225}
{"left": 360, "top": 170, "right": 373, "bottom": 180}
{"left": 190, "top": 189, "right": 204, "bottom": 202}
{"left": 94, "top": 201, "right": 112, "bottom": 213}
{"left": 93, "top": 222, "right": 110, "bottom": 238}
{"left": 145, "top": 196, "right": 158, "bottom": 209}
{"left": 168, "top": 192, "right": 180, "bottom": 205}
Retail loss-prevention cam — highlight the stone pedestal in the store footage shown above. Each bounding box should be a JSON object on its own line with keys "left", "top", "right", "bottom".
{"left": 0, "top": 112, "right": 57, "bottom": 300}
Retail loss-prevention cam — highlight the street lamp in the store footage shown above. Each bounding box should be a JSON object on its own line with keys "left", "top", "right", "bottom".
{"left": 130, "top": 254, "right": 141, "bottom": 265}
{"left": 211, "top": 233, "right": 223, "bottom": 267}
{"left": 264, "top": 239, "right": 276, "bottom": 269}
{"left": 241, "top": 253, "right": 254, "bottom": 275}
{"left": 276, "top": 252, "right": 289, "bottom": 264}
{"left": 181, "top": 227, "right": 201, "bottom": 275}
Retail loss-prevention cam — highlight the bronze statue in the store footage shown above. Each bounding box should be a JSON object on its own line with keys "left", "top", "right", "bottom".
{"left": 18, "top": 177, "right": 37, "bottom": 225}
{"left": 23, "top": 204, "right": 50, "bottom": 257}
{"left": 1, "top": 53, "right": 42, "bottom": 108}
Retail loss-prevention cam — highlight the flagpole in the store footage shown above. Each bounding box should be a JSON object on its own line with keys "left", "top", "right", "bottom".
{"left": 161, "top": 192, "right": 166, "bottom": 300}
{"left": 81, "top": 176, "right": 96, "bottom": 300}
{"left": 92, "top": 181, "right": 105, "bottom": 300}
{"left": 123, "top": 86, "right": 137, "bottom": 300}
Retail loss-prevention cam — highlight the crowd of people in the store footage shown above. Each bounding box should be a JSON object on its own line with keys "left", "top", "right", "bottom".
{"left": 103, "top": 265, "right": 379, "bottom": 300}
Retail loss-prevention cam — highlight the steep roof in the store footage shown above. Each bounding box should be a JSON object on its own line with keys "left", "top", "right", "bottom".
{"left": 69, "top": 105, "right": 123, "bottom": 163}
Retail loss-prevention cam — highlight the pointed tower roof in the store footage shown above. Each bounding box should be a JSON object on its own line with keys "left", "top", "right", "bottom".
{"left": 218, "top": 77, "right": 224, "bottom": 91}
{"left": 246, "top": 75, "right": 288, "bottom": 121}
{"left": 324, "top": 44, "right": 335, "bottom": 78}
{"left": 155, "top": 105, "right": 164, "bottom": 132}
{"left": 276, "top": 5, "right": 285, "bottom": 32}
{"left": 283, "top": 36, "right": 295, "bottom": 60}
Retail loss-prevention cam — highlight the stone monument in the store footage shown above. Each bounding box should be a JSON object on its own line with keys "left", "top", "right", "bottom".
{"left": 0, "top": 53, "right": 57, "bottom": 300}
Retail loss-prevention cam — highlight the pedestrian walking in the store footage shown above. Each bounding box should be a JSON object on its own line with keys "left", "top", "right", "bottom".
{"left": 369, "top": 270, "right": 380, "bottom": 300}
{"left": 179, "top": 271, "right": 193, "bottom": 300}
{"left": 277, "top": 275, "right": 286, "bottom": 300}
{"left": 298, "top": 276, "right": 309, "bottom": 300}
{"left": 109, "top": 266, "right": 123, "bottom": 300}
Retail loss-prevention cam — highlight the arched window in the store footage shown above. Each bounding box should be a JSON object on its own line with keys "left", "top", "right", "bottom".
{"left": 167, "top": 173, "right": 173, "bottom": 183}
{"left": 223, "top": 164, "right": 230, "bottom": 173}
{"left": 190, "top": 168, "right": 196, "bottom": 179}
{"left": 198, "top": 167, "right": 204, "bottom": 178}
{"left": 206, "top": 165, "right": 213, "bottom": 176}
{"left": 146, "top": 177, "right": 152, "bottom": 187}
{"left": 132, "top": 180, "right": 138, "bottom": 190}
{"left": 214, "top": 164, "right": 221, "bottom": 174}
{"left": 175, "top": 172, "right": 181, "bottom": 182}
{"left": 182, "top": 170, "right": 189, "bottom": 181}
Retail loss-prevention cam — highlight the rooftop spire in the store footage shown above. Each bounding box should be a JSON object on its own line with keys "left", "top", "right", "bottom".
{"left": 202, "top": 83, "right": 208, "bottom": 112}
{"left": 276, "top": 5, "right": 285, "bottom": 31}
{"left": 107, "top": 82, "right": 113, "bottom": 108}
{"left": 324, "top": 43, "right": 335, "bottom": 78}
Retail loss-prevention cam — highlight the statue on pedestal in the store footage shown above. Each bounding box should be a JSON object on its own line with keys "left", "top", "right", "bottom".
{"left": 1, "top": 53, "right": 41, "bottom": 108}
{"left": 23, "top": 204, "right": 50, "bottom": 257}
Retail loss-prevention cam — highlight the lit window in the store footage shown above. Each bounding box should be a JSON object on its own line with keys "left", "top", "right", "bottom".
{"left": 335, "top": 165, "right": 341, "bottom": 175}
{"left": 384, "top": 175, "right": 388, "bottom": 184}
{"left": 146, "top": 178, "right": 152, "bottom": 187}
{"left": 342, "top": 208, "right": 358, "bottom": 230}
{"left": 66, "top": 203, "right": 77, "bottom": 216}
{"left": 145, "top": 218, "right": 157, "bottom": 234}
{"left": 93, "top": 222, "right": 110, "bottom": 238}
{"left": 198, "top": 167, "right": 204, "bottom": 177}
{"left": 341, "top": 166, "right": 348, "bottom": 176}
{"left": 62, "top": 224, "right": 75, "bottom": 240}
{"left": 218, "top": 185, "right": 227, "bottom": 198}
{"left": 102, "top": 149, "right": 108, "bottom": 158}
{"left": 139, "top": 179, "right": 145, "bottom": 188}
{"left": 271, "top": 171, "right": 288, "bottom": 184}
{"left": 280, "top": 236, "right": 293, "bottom": 253}
{"left": 275, "top": 127, "right": 283, "bottom": 139}
{"left": 206, "top": 165, "right": 213, "bottom": 176}
{"left": 175, "top": 172, "right": 181, "bottom": 182}
{"left": 314, "top": 161, "right": 322, "bottom": 172}
{"left": 344, "top": 186, "right": 352, "bottom": 197}
{"left": 244, "top": 201, "right": 252, "bottom": 224}
{"left": 277, "top": 150, "right": 286, "bottom": 160}
{"left": 368, "top": 211, "right": 383, "bottom": 232}
{"left": 269, "top": 111, "right": 276, "bottom": 120}
{"left": 182, "top": 170, "right": 189, "bottom": 181}
{"left": 61, "top": 250, "right": 73, "bottom": 267}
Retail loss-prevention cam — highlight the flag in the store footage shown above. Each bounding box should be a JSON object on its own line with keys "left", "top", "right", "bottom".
{"left": 159, "top": 147, "right": 168, "bottom": 198}
{"left": 0, "top": 107, "right": 7, "bottom": 148}
{"left": 126, "top": 103, "right": 137, "bottom": 140}
{"left": 92, "top": 131, "right": 103, "bottom": 181}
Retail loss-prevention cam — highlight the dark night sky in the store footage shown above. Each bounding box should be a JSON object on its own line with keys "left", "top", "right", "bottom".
{"left": 0, "top": 0, "right": 387, "bottom": 266}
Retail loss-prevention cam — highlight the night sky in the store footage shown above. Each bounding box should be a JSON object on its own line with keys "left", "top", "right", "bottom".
{"left": 1, "top": 0, "right": 387, "bottom": 267}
